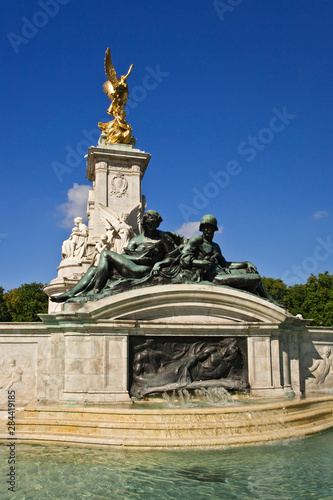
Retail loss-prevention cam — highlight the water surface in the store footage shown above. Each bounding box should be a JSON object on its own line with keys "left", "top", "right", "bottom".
{"left": 1, "top": 431, "right": 332, "bottom": 499}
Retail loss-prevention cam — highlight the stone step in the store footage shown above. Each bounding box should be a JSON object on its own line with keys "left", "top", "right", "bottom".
{"left": 11, "top": 407, "right": 333, "bottom": 440}
{"left": 3, "top": 418, "right": 333, "bottom": 448}
{"left": 17, "top": 403, "right": 333, "bottom": 428}
{"left": 278, "top": 397, "right": 333, "bottom": 413}
{"left": 21, "top": 395, "right": 333, "bottom": 423}
{"left": 1, "top": 397, "right": 332, "bottom": 447}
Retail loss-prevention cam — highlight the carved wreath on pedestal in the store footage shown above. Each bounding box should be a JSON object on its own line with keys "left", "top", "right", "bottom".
{"left": 109, "top": 173, "right": 128, "bottom": 198}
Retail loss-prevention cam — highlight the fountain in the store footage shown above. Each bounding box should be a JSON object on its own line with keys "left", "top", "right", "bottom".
{"left": 0, "top": 48, "right": 333, "bottom": 452}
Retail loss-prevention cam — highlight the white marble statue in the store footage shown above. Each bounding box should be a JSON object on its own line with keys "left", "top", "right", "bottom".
{"left": 92, "top": 235, "right": 112, "bottom": 265}
{"left": 98, "top": 203, "right": 139, "bottom": 254}
{"left": 61, "top": 217, "right": 88, "bottom": 262}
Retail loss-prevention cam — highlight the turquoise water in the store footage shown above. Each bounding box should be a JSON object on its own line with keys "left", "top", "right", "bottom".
{"left": 1, "top": 431, "right": 333, "bottom": 499}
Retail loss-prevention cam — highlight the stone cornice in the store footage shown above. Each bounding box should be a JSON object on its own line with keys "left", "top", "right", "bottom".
{"left": 38, "top": 284, "right": 301, "bottom": 334}
{"left": 86, "top": 145, "right": 151, "bottom": 181}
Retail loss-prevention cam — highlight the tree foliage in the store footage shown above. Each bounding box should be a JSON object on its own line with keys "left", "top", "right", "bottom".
{"left": 260, "top": 277, "right": 288, "bottom": 305}
{"left": 262, "top": 272, "right": 333, "bottom": 326}
{"left": 3, "top": 282, "right": 48, "bottom": 322}
{"left": 0, "top": 286, "right": 11, "bottom": 321}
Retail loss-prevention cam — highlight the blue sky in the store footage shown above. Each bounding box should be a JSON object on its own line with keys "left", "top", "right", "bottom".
{"left": 1, "top": 0, "right": 332, "bottom": 291}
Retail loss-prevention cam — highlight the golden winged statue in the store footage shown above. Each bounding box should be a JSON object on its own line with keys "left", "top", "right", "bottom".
{"left": 98, "top": 48, "right": 134, "bottom": 145}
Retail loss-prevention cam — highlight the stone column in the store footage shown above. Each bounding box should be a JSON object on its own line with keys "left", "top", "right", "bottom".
{"left": 289, "top": 332, "right": 301, "bottom": 395}
{"left": 281, "top": 333, "right": 295, "bottom": 396}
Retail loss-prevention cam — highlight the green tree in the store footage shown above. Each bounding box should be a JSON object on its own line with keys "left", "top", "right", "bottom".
{"left": 263, "top": 272, "right": 333, "bottom": 326}
{"left": 297, "top": 272, "right": 333, "bottom": 326}
{"left": 0, "top": 286, "right": 11, "bottom": 321}
{"left": 262, "top": 277, "right": 288, "bottom": 306}
{"left": 284, "top": 283, "right": 308, "bottom": 317}
{"left": 3, "top": 282, "right": 48, "bottom": 322}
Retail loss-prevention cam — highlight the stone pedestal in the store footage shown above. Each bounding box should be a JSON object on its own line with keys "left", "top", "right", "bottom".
{"left": 85, "top": 143, "right": 151, "bottom": 246}
{"left": 1, "top": 286, "right": 333, "bottom": 409}
{"left": 40, "top": 285, "right": 306, "bottom": 403}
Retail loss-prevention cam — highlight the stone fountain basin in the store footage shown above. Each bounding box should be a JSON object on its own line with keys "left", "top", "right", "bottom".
{"left": 1, "top": 395, "right": 332, "bottom": 448}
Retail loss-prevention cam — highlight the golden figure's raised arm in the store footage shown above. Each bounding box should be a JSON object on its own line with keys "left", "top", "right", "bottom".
{"left": 124, "top": 63, "right": 134, "bottom": 81}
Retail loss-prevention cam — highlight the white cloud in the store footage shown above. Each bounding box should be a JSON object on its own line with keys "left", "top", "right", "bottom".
{"left": 175, "top": 221, "right": 223, "bottom": 238}
{"left": 57, "top": 183, "right": 91, "bottom": 228}
{"left": 312, "top": 210, "right": 329, "bottom": 220}
{"left": 175, "top": 221, "right": 200, "bottom": 238}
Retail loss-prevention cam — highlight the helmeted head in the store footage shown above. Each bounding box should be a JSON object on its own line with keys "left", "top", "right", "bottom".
{"left": 142, "top": 210, "right": 163, "bottom": 228}
{"left": 199, "top": 214, "right": 218, "bottom": 232}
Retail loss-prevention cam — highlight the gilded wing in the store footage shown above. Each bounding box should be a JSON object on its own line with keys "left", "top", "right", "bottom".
{"left": 105, "top": 47, "right": 119, "bottom": 87}
{"left": 98, "top": 203, "right": 121, "bottom": 232}
{"left": 102, "top": 48, "right": 118, "bottom": 99}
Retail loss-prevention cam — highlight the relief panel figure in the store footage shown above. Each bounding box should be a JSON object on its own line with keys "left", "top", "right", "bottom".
{"left": 0, "top": 355, "right": 35, "bottom": 405}
{"left": 130, "top": 337, "right": 248, "bottom": 398}
{"left": 0, "top": 358, "right": 23, "bottom": 392}
{"left": 308, "top": 346, "right": 333, "bottom": 384}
